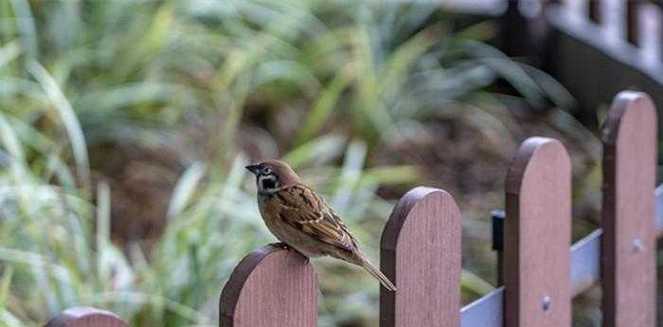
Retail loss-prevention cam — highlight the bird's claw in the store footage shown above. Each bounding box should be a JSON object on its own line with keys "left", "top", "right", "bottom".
{"left": 269, "top": 242, "right": 309, "bottom": 263}
{"left": 270, "top": 242, "right": 290, "bottom": 250}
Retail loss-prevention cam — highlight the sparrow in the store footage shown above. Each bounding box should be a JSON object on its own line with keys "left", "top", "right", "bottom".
{"left": 246, "top": 160, "right": 397, "bottom": 291}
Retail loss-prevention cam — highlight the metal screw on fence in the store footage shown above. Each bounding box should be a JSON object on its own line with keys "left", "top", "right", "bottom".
{"left": 541, "top": 295, "right": 552, "bottom": 312}
{"left": 491, "top": 209, "right": 505, "bottom": 285}
{"left": 632, "top": 238, "right": 644, "bottom": 253}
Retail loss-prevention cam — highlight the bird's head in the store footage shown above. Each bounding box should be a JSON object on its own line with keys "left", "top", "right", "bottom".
{"left": 245, "top": 160, "right": 300, "bottom": 194}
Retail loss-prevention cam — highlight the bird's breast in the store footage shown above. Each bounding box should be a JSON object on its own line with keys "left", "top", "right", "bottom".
{"left": 257, "top": 193, "right": 325, "bottom": 258}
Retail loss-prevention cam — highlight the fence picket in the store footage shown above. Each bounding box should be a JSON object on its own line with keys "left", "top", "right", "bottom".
{"left": 601, "top": 91, "right": 657, "bottom": 327}
{"left": 219, "top": 245, "right": 317, "bottom": 327}
{"left": 627, "top": 1, "right": 640, "bottom": 46}
{"left": 504, "top": 137, "right": 572, "bottom": 327}
{"left": 589, "top": 0, "right": 601, "bottom": 23}
{"left": 45, "top": 307, "right": 127, "bottom": 327}
{"left": 380, "top": 187, "right": 462, "bottom": 327}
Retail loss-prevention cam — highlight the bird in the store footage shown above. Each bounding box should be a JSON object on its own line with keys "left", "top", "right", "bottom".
{"left": 245, "top": 159, "right": 397, "bottom": 291}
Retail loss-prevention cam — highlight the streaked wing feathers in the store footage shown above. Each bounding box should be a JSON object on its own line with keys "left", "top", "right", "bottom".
{"left": 277, "top": 184, "right": 357, "bottom": 252}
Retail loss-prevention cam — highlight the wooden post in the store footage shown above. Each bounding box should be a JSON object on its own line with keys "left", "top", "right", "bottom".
{"left": 589, "top": 0, "right": 601, "bottom": 24}
{"left": 498, "top": 0, "right": 554, "bottom": 71}
{"left": 504, "top": 137, "right": 572, "bottom": 327}
{"left": 219, "top": 245, "right": 318, "bottom": 327}
{"left": 660, "top": 2, "right": 663, "bottom": 63}
{"left": 626, "top": 1, "right": 641, "bottom": 46}
{"left": 601, "top": 91, "right": 657, "bottom": 327}
{"left": 499, "top": 0, "right": 530, "bottom": 58}
{"left": 659, "top": 2, "right": 663, "bottom": 63}
{"left": 380, "top": 187, "right": 462, "bottom": 327}
{"left": 45, "top": 307, "right": 127, "bottom": 327}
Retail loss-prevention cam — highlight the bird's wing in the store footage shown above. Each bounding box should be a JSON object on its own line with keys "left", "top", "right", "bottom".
{"left": 276, "top": 184, "right": 357, "bottom": 252}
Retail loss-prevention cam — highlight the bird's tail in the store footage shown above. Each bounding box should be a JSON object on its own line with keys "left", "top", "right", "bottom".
{"left": 358, "top": 256, "right": 397, "bottom": 291}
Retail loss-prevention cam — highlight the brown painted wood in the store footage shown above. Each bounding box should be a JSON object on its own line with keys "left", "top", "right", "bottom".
{"left": 601, "top": 91, "right": 657, "bottom": 327}
{"left": 504, "top": 137, "right": 572, "bottom": 327}
{"left": 499, "top": 0, "right": 531, "bottom": 59}
{"left": 44, "top": 307, "right": 127, "bottom": 327}
{"left": 544, "top": 6, "right": 663, "bottom": 131}
{"left": 219, "top": 245, "right": 317, "bottom": 327}
{"left": 589, "top": 0, "right": 602, "bottom": 24}
{"left": 380, "top": 187, "right": 462, "bottom": 327}
{"left": 661, "top": 3, "right": 663, "bottom": 63}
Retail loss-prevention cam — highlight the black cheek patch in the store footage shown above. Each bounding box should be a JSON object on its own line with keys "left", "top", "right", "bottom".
{"left": 261, "top": 178, "right": 276, "bottom": 190}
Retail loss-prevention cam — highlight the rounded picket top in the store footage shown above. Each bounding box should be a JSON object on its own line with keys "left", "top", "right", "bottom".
{"left": 380, "top": 187, "right": 461, "bottom": 327}
{"left": 219, "top": 244, "right": 318, "bottom": 327}
{"left": 505, "top": 137, "right": 572, "bottom": 195}
{"left": 602, "top": 91, "right": 657, "bottom": 146}
{"left": 601, "top": 91, "right": 657, "bottom": 327}
{"left": 504, "top": 137, "right": 572, "bottom": 327}
{"left": 45, "top": 307, "right": 127, "bottom": 327}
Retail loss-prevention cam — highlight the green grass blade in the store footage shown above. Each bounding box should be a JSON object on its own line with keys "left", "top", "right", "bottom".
{"left": 294, "top": 67, "right": 351, "bottom": 144}
{"left": 0, "top": 41, "right": 20, "bottom": 68}
{"left": 167, "top": 162, "right": 206, "bottom": 220}
{"left": 8, "top": 0, "right": 38, "bottom": 59}
{"left": 27, "top": 61, "right": 90, "bottom": 192}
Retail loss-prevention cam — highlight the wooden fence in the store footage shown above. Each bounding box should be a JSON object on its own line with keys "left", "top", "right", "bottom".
{"left": 46, "top": 90, "right": 659, "bottom": 326}
{"left": 497, "top": 0, "right": 663, "bottom": 129}
{"left": 43, "top": 2, "right": 663, "bottom": 326}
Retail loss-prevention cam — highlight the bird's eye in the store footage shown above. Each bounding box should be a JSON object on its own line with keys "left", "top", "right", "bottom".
{"left": 263, "top": 167, "right": 272, "bottom": 175}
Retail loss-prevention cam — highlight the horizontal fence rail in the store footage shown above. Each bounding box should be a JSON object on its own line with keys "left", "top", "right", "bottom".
{"left": 493, "top": 0, "right": 663, "bottom": 129}
{"left": 462, "top": 199, "right": 661, "bottom": 327}
{"left": 461, "top": 229, "right": 603, "bottom": 327}
{"left": 460, "top": 91, "right": 659, "bottom": 327}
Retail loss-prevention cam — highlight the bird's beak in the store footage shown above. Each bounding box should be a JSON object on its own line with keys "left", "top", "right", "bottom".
{"left": 245, "top": 164, "right": 261, "bottom": 175}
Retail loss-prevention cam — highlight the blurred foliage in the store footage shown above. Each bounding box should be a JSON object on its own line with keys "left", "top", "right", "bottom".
{"left": 0, "top": 0, "right": 600, "bottom": 326}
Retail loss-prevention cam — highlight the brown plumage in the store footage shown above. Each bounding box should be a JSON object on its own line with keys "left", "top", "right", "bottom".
{"left": 246, "top": 159, "right": 397, "bottom": 291}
